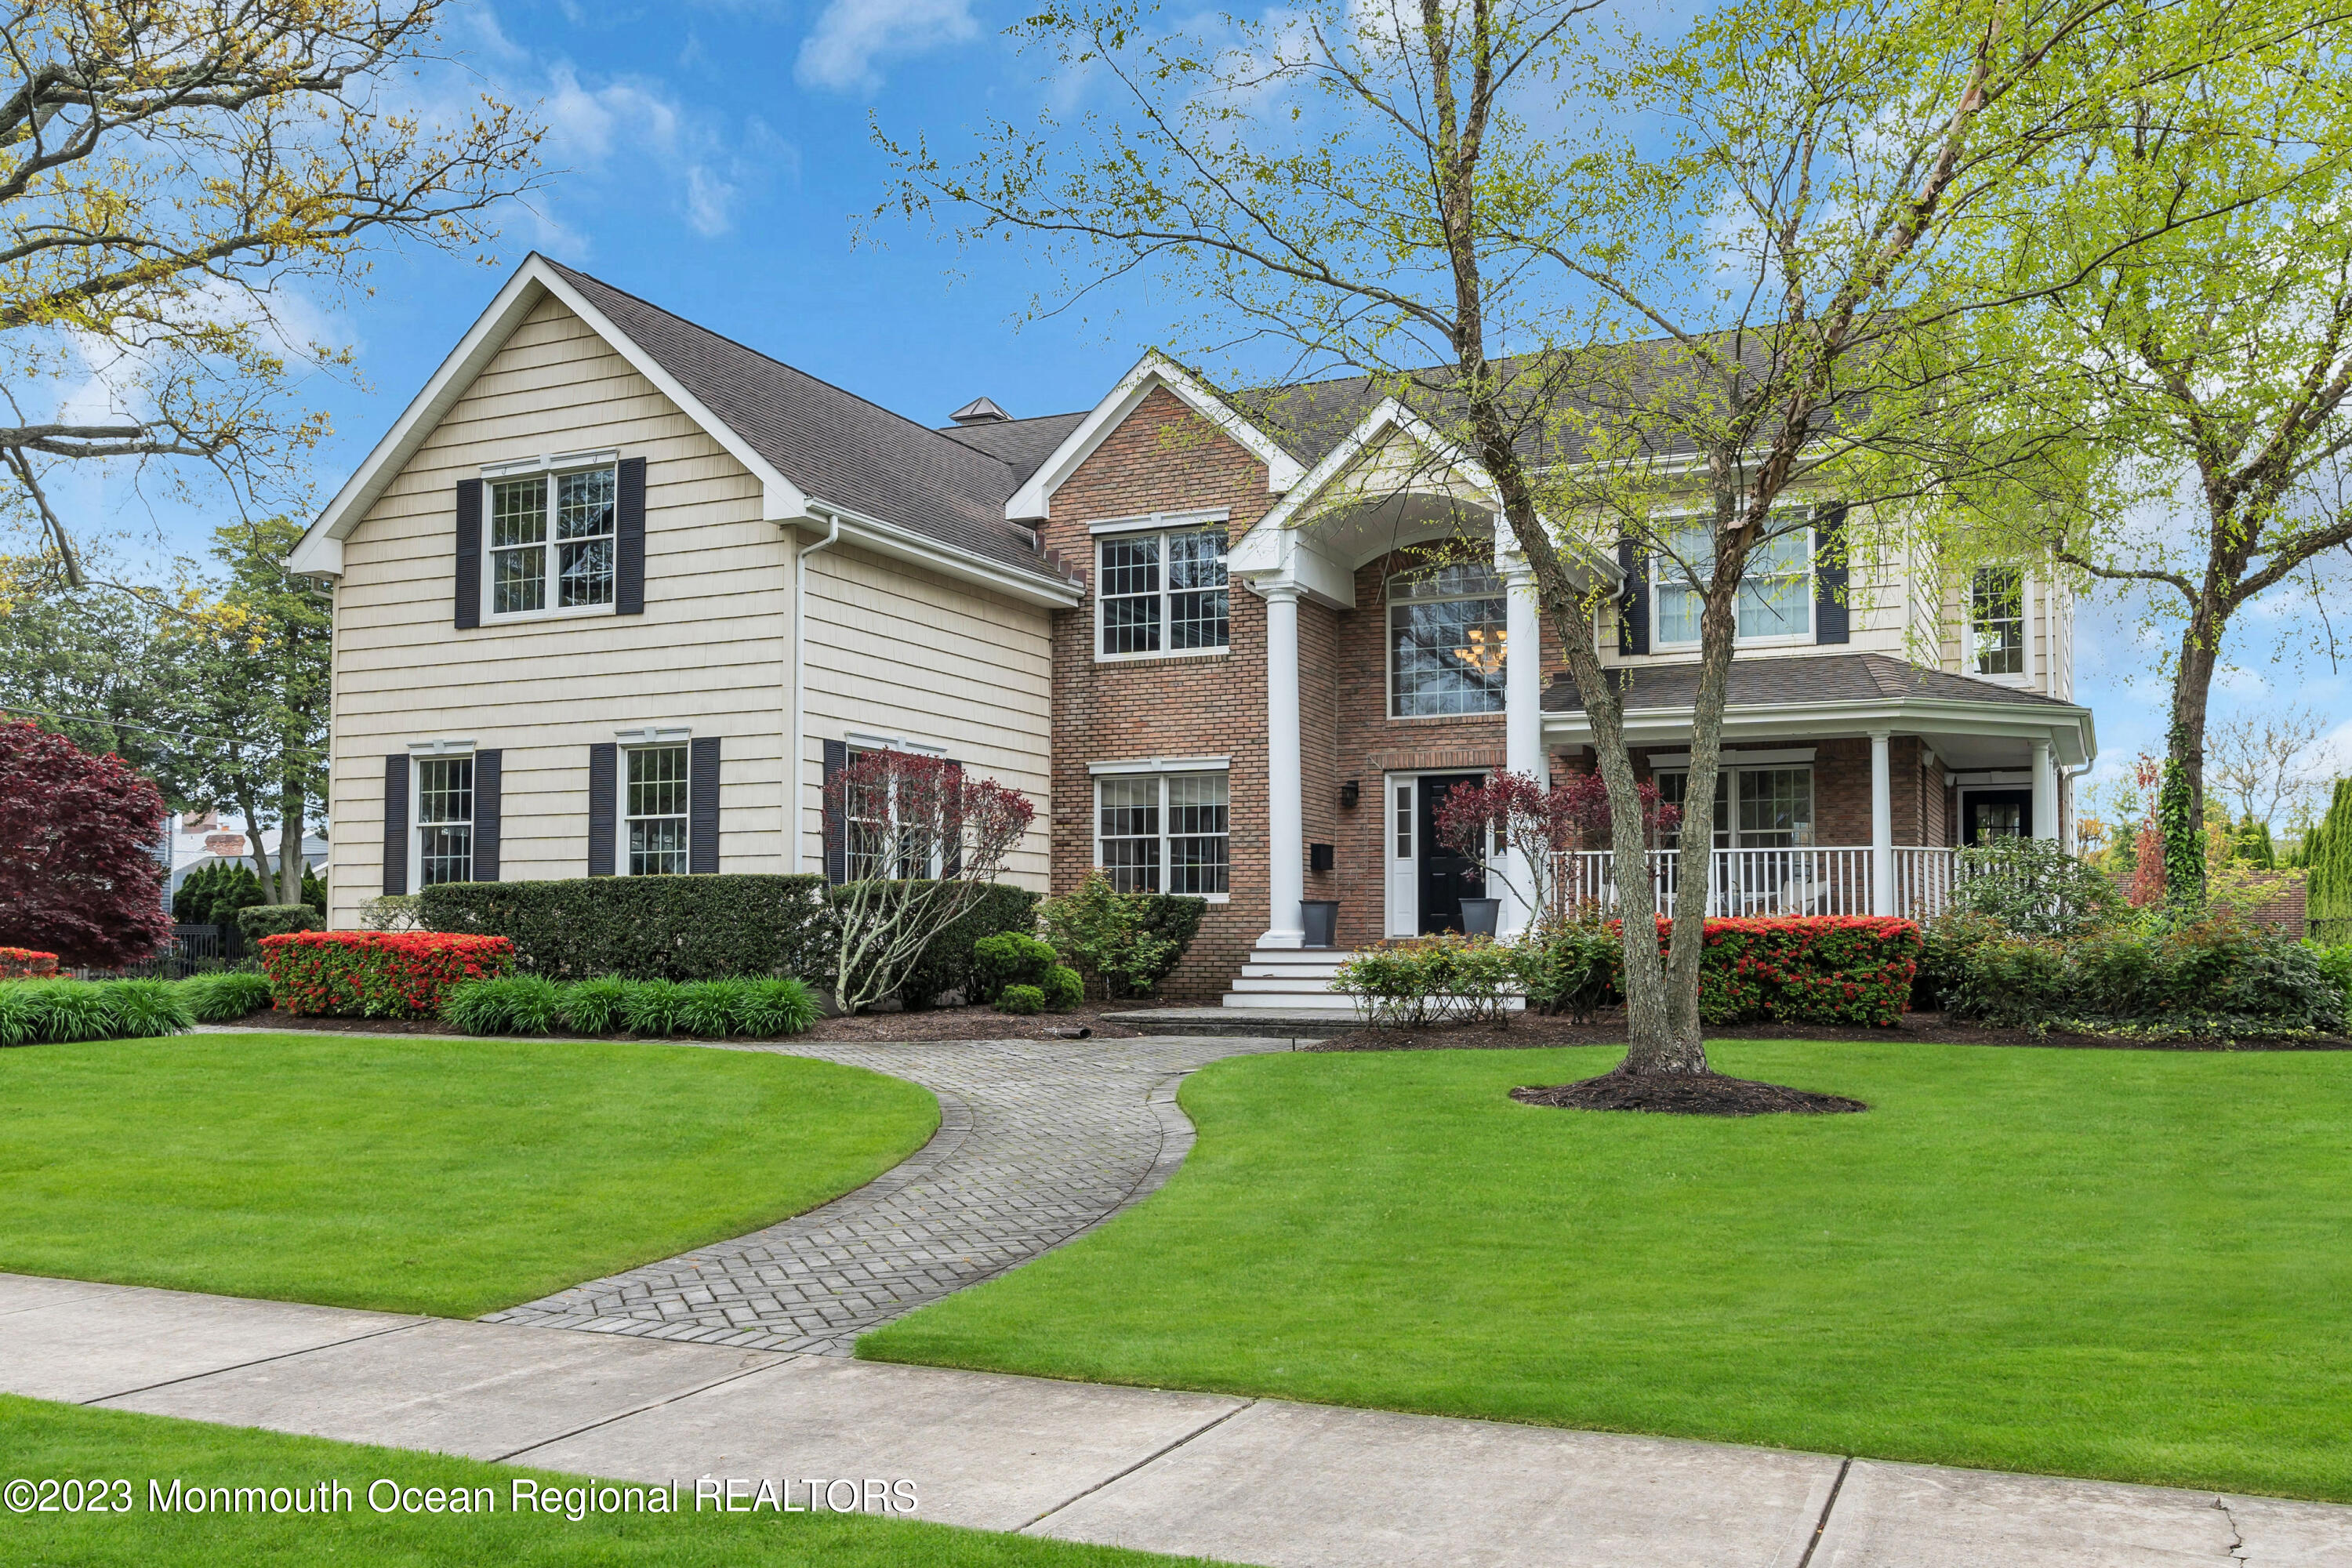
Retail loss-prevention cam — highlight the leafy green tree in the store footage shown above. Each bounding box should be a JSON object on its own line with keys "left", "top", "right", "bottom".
{"left": 1922, "top": 43, "right": 2352, "bottom": 906}
{"left": 883, "top": 0, "right": 2281, "bottom": 1077}
{"left": 154, "top": 517, "right": 331, "bottom": 906}
{"left": 0, "top": 547, "right": 180, "bottom": 776}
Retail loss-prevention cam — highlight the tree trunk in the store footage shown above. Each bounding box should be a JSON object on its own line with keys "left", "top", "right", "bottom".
{"left": 278, "top": 770, "right": 306, "bottom": 906}
{"left": 235, "top": 789, "right": 276, "bottom": 892}
{"left": 2165, "top": 606, "right": 2223, "bottom": 906}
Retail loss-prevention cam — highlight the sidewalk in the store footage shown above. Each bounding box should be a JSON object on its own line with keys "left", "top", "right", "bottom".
{"left": 5, "top": 1272, "right": 2349, "bottom": 1566}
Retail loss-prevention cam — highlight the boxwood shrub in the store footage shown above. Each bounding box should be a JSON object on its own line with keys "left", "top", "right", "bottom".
{"left": 420, "top": 874, "right": 830, "bottom": 982}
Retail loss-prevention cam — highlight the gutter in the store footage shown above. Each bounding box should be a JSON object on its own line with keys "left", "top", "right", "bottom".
{"left": 787, "top": 506, "right": 842, "bottom": 876}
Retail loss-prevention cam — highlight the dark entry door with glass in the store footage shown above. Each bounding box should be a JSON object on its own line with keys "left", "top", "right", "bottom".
{"left": 1965, "top": 789, "right": 2034, "bottom": 843}
{"left": 1416, "top": 773, "right": 1486, "bottom": 934}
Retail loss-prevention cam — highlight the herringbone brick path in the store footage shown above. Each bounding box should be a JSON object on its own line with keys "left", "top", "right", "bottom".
{"left": 481, "top": 1034, "right": 1283, "bottom": 1354}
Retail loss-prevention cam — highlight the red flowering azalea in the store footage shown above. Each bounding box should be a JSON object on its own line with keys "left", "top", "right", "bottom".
{"left": 258, "top": 931, "right": 514, "bottom": 1019}
{"left": 0, "top": 946, "right": 60, "bottom": 978}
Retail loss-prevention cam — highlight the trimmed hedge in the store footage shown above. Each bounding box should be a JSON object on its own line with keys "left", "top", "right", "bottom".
{"left": 237, "top": 903, "right": 324, "bottom": 942}
{"left": 1663, "top": 916, "right": 1922, "bottom": 1028}
{"left": 0, "top": 946, "right": 59, "bottom": 978}
{"left": 0, "top": 978, "right": 193, "bottom": 1044}
{"left": 419, "top": 875, "right": 830, "bottom": 982}
{"left": 259, "top": 931, "right": 514, "bottom": 1019}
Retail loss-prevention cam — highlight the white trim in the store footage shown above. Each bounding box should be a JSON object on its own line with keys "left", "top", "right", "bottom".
{"left": 1644, "top": 747, "right": 1817, "bottom": 767}
{"left": 480, "top": 447, "right": 619, "bottom": 479}
{"left": 1089, "top": 507, "right": 1230, "bottom": 537}
{"left": 810, "top": 499, "right": 1083, "bottom": 611}
{"left": 1546, "top": 695, "right": 2095, "bottom": 768}
{"left": 481, "top": 459, "right": 619, "bottom": 622}
{"left": 845, "top": 731, "right": 946, "bottom": 757}
{"left": 1008, "top": 351, "right": 1304, "bottom": 519}
{"left": 615, "top": 734, "right": 695, "bottom": 878}
{"left": 290, "top": 255, "right": 811, "bottom": 579}
{"left": 1088, "top": 754, "right": 1233, "bottom": 775}
{"left": 1094, "top": 521, "right": 1232, "bottom": 662}
{"left": 405, "top": 737, "right": 476, "bottom": 756}
{"left": 1951, "top": 770, "right": 2031, "bottom": 786}
{"left": 615, "top": 724, "right": 692, "bottom": 744}
{"left": 409, "top": 750, "right": 479, "bottom": 895}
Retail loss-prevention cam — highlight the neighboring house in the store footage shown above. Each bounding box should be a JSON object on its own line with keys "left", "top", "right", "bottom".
{"left": 291, "top": 256, "right": 2095, "bottom": 1005}
{"left": 164, "top": 810, "right": 328, "bottom": 908}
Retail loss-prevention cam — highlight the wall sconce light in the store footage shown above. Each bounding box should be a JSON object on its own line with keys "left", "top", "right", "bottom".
{"left": 1339, "top": 780, "right": 1360, "bottom": 809}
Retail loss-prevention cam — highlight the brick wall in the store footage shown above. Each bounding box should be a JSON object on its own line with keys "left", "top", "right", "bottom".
{"left": 1040, "top": 387, "right": 1277, "bottom": 1000}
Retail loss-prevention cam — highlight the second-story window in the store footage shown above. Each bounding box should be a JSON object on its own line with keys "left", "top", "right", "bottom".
{"left": 1390, "top": 563, "right": 1507, "bottom": 716}
{"left": 490, "top": 465, "right": 617, "bottom": 616}
{"left": 1653, "top": 521, "right": 1813, "bottom": 646}
{"left": 1972, "top": 566, "right": 2025, "bottom": 675}
{"left": 1098, "top": 525, "right": 1229, "bottom": 657}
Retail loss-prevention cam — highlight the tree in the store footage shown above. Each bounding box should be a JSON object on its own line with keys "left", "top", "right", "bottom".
{"left": 0, "top": 544, "right": 177, "bottom": 773}
{"left": 822, "top": 749, "right": 1036, "bottom": 1013}
{"left": 883, "top": 0, "right": 2267, "bottom": 1086}
{"left": 0, "top": 718, "right": 169, "bottom": 966}
{"left": 1934, "top": 43, "right": 2352, "bottom": 905}
{"left": 2208, "top": 707, "right": 2332, "bottom": 833}
{"left": 2305, "top": 778, "right": 2352, "bottom": 940}
{"left": 0, "top": 1, "right": 543, "bottom": 582}
{"left": 153, "top": 517, "right": 331, "bottom": 904}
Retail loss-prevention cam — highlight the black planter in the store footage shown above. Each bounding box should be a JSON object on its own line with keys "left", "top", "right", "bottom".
{"left": 1458, "top": 897, "right": 1501, "bottom": 938}
{"left": 1301, "top": 899, "right": 1340, "bottom": 949}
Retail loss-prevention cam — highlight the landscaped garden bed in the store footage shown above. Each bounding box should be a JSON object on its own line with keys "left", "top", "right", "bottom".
{"left": 0, "top": 1033, "right": 938, "bottom": 1316}
{"left": 1308, "top": 1007, "right": 2352, "bottom": 1052}
{"left": 862, "top": 1040, "right": 2352, "bottom": 1504}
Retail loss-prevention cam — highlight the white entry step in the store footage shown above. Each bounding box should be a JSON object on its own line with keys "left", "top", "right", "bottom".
{"left": 1219, "top": 946, "right": 1361, "bottom": 1011}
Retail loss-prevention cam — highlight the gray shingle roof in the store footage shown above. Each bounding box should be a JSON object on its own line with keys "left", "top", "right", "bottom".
{"left": 545, "top": 260, "right": 1073, "bottom": 590}
{"left": 933, "top": 412, "right": 1088, "bottom": 485}
{"left": 1541, "top": 653, "right": 2083, "bottom": 714}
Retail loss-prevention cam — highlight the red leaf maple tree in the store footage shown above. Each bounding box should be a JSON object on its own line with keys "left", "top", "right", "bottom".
{"left": 0, "top": 720, "right": 172, "bottom": 967}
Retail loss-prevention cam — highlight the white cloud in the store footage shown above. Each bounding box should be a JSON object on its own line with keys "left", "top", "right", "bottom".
{"left": 684, "top": 165, "right": 738, "bottom": 238}
{"left": 796, "top": 0, "right": 980, "bottom": 93}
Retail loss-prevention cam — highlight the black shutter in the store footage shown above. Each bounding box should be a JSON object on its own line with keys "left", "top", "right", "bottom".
{"left": 455, "top": 481, "right": 482, "bottom": 630}
{"left": 1617, "top": 540, "right": 1650, "bottom": 655}
{"left": 382, "top": 754, "right": 410, "bottom": 895}
{"left": 473, "top": 750, "right": 502, "bottom": 883}
{"left": 615, "top": 456, "right": 647, "bottom": 615}
{"left": 942, "top": 760, "right": 964, "bottom": 880}
{"left": 822, "top": 739, "right": 848, "bottom": 884}
{"left": 587, "top": 743, "right": 617, "bottom": 877}
{"left": 689, "top": 736, "right": 721, "bottom": 874}
{"left": 1814, "top": 504, "right": 1850, "bottom": 644}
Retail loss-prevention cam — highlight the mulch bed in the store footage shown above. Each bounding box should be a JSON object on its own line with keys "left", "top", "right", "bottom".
{"left": 209, "top": 1002, "right": 1142, "bottom": 1044}
{"left": 1512, "top": 1069, "right": 1869, "bottom": 1117}
{"left": 1309, "top": 1008, "right": 2352, "bottom": 1053}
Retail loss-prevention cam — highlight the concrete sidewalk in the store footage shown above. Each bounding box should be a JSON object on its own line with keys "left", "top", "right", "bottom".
{"left": 4, "top": 1273, "right": 2349, "bottom": 1566}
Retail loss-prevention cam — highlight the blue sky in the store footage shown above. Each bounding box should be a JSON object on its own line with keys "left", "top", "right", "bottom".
{"left": 68, "top": 0, "right": 2343, "bottom": 811}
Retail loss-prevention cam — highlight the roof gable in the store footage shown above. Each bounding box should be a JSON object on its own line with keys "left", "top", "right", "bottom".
{"left": 1004, "top": 351, "right": 1305, "bottom": 520}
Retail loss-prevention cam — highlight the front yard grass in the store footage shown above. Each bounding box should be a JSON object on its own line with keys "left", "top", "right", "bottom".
{"left": 862, "top": 1041, "right": 2352, "bottom": 1503}
{"left": 0, "top": 1033, "right": 938, "bottom": 1316}
{"left": 0, "top": 1396, "right": 1204, "bottom": 1566}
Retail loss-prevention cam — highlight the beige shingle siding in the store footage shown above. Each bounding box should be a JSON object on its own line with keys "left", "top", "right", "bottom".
{"left": 797, "top": 541, "right": 1055, "bottom": 891}
{"left": 325, "top": 292, "right": 789, "bottom": 927}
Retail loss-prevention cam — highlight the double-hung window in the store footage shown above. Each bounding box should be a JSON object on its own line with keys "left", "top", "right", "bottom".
{"left": 415, "top": 756, "right": 474, "bottom": 886}
{"left": 1655, "top": 766, "right": 1815, "bottom": 849}
{"left": 1097, "top": 525, "right": 1229, "bottom": 657}
{"left": 489, "top": 463, "right": 617, "bottom": 616}
{"left": 1652, "top": 521, "right": 1813, "bottom": 647}
{"left": 625, "top": 743, "right": 690, "bottom": 876}
{"left": 843, "top": 742, "right": 947, "bottom": 880}
{"left": 1971, "top": 566, "right": 2025, "bottom": 675}
{"left": 1388, "top": 563, "right": 1508, "bottom": 717}
{"left": 1095, "top": 771, "right": 1229, "bottom": 895}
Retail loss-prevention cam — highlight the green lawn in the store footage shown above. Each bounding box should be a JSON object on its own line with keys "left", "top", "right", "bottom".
{"left": 0, "top": 1396, "right": 1208, "bottom": 1566}
{"left": 862, "top": 1041, "right": 2352, "bottom": 1502}
{"left": 0, "top": 1033, "right": 938, "bottom": 1316}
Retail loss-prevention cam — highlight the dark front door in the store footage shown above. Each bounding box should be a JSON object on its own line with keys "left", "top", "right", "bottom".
{"left": 1417, "top": 773, "right": 1486, "bottom": 934}
{"left": 1965, "top": 789, "right": 2034, "bottom": 844}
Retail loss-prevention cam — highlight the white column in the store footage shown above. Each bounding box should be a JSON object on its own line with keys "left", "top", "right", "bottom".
{"left": 2031, "top": 737, "right": 2056, "bottom": 841}
{"left": 1502, "top": 565, "right": 1545, "bottom": 937}
{"left": 1261, "top": 583, "right": 1306, "bottom": 949}
{"left": 1870, "top": 730, "right": 1894, "bottom": 916}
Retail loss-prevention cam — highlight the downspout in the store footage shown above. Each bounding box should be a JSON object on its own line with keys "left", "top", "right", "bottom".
{"left": 2058, "top": 759, "right": 2091, "bottom": 853}
{"left": 788, "top": 505, "right": 843, "bottom": 875}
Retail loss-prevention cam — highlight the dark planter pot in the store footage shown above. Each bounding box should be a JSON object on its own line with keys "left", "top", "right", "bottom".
{"left": 1301, "top": 899, "right": 1340, "bottom": 949}
{"left": 1458, "top": 898, "right": 1501, "bottom": 938}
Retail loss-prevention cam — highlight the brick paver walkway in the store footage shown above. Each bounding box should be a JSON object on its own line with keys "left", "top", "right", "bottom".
{"left": 481, "top": 1034, "right": 1285, "bottom": 1355}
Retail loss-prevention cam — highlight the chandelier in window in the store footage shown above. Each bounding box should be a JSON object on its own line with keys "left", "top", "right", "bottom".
{"left": 1450, "top": 626, "right": 1506, "bottom": 674}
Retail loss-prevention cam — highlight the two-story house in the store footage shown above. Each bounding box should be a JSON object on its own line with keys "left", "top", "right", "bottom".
{"left": 291, "top": 256, "right": 2095, "bottom": 1004}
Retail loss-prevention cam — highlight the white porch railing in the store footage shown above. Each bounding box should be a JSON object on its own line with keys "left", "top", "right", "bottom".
{"left": 1554, "top": 846, "right": 1962, "bottom": 921}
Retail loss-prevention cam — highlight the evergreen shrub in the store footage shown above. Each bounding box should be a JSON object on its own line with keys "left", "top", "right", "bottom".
{"left": 419, "top": 874, "right": 830, "bottom": 982}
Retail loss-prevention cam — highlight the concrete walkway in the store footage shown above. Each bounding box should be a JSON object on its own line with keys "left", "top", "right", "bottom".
{"left": 6, "top": 1272, "right": 2350, "bottom": 1566}
{"left": 483, "top": 1033, "right": 1291, "bottom": 1352}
